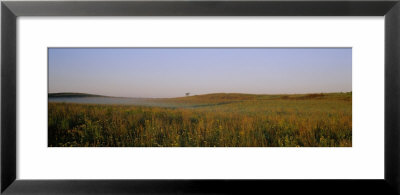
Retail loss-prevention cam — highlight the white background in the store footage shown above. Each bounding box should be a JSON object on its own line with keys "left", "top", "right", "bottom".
{"left": 17, "top": 17, "right": 384, "bottom": 179}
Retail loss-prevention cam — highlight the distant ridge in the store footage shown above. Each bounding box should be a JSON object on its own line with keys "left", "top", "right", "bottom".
{"left": 48, "top": 92, "right": 108, "bottom": 98}
{"left": 49, "top": 92, "right": 351, "bottom": 100}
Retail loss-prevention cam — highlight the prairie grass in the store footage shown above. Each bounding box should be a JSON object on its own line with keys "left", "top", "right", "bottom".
{"left": 48, "top": 93, "right": 352, "bottom": 147}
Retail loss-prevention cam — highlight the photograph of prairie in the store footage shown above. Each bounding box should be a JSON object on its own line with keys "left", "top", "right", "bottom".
{"left": 48, "top": 48, "right": 352, "bottom": 147}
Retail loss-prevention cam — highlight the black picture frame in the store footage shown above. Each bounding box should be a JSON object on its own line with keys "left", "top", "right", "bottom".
{"left": 2, "top": 0, "right": 400, "bottom": 194}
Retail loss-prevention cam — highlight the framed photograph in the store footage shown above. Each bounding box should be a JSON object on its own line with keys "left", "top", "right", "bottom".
{"left": 2, "top": 0, "right": 400, "bottom": 194}
{"left": 48, "top": 47, "right": 352, "bottom": 147}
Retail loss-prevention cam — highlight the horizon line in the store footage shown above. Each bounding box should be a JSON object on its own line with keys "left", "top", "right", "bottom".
{"left": 48, "top": 91, "right": 352, "bottom": 99}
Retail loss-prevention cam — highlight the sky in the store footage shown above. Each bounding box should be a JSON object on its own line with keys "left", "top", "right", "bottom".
{"left": 48, "top": 48, "right": 352, "bottom": 98}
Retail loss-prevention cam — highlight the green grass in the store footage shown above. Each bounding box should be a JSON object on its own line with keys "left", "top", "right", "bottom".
{"left": 48, "top": 92, "right": 352, "bottom": 147}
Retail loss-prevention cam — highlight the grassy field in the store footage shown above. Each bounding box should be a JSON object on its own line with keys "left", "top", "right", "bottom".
{"left": 48, "top": 93, "right": 352, "bottom": 147}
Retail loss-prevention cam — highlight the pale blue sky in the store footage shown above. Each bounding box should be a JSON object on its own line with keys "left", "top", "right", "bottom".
{"left": 48, "top": 48, "right": 352, "bottom": 98}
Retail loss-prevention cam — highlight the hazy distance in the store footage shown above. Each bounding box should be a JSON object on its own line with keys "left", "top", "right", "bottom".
{"left": 49, "top": 48, "right": 352, "bottom": 98}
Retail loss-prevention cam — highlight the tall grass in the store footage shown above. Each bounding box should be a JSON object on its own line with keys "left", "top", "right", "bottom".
{"left": 48, "top": 93, "right": 352, "bottom": 147}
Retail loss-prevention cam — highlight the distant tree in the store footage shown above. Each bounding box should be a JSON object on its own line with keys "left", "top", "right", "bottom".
{"left": 185, "top": 92, "right": 190, "bottom": 96}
